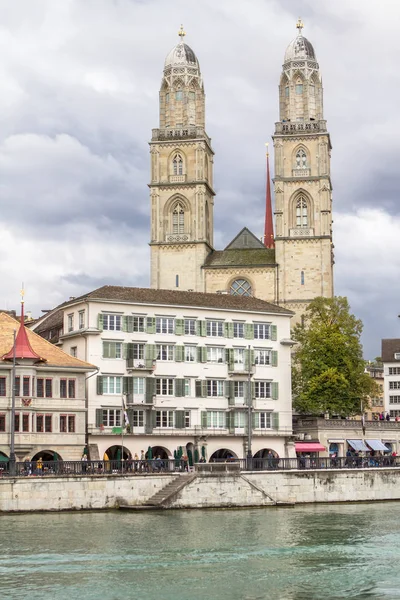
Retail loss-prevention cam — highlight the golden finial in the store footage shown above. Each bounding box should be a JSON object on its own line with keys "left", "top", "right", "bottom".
{"left": 178, "top": 24, "right": 186, "bottom": 40}
{"left": 265, "top": 142, "right": 269, "bottom": 157}
{"left": 296, "top": 18, "right": 304, "bottom": 33}
{"left": 20, "top": 284, "right": 25, "bottom": 304}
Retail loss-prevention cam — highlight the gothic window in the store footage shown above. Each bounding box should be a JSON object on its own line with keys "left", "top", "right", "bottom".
{"left": 285, "top": 86, "right": 289, "bottom": 97}
{"left": 230, "top": 279, "right": 252, "bottom": 297}
{"left": 173, "top": 154, "right": 183, "bottom": 175}
{"left": 172, "top": 203, "right": 185, "bottom": 234}
{"left": 296, "top": 197, "right": 308, "bottom": 228}
{"left": 296, "top": 149, "right": 307, "bottom": 169}
{"left": 175, "top": 91, "right": 183, "bottom": 101}
{"left": 296, "top": 83, "right": 303, "bottom": 94}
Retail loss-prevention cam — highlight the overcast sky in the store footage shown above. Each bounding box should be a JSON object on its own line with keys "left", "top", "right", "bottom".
{"left": 0, "top": 0, "right": 399, "bottom": 358}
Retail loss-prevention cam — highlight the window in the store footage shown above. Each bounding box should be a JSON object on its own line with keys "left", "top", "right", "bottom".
{"left": 207, "top": 347, "right": 224, "bottom": 363}
{"left": 296, "top": 197, "right": 308, "bottom": 227}
{"left": 37, "top": 379, "right": 44, "bottom": 398}
{"left": 45, "top": 380, "right": 52, "bottom": 398}
{"left": 78, "top": 310, "right": 85, "bottom": 329}
{"left": 102, "top": 342, "right": 122, "bottom": 359}
{"left": 132, "top": 410, "right": 144, "bottom": 427}
{"left": 233, "top": 323, "right": 244, "bottom": 338}
{"left": 234, "top": 381, "right": 245, "bottom": 399}
{"left": 296, "top": 83, "right": 303, "bottom": 94}
{"left": 156, "top": 378, "right": 174, "bottom": 396}
{"left": 309, "top": 84, "right": 315, "bottom": 96}
{"left": 156, "top": 410, "right": 174, "bottom": 428}
{"left": 70, "top": 347, "right": 77, "bottom": 358}
{"left": 206, "top": 321, "right": 224, "bottom": 337}
{"left": 68, "top": 416, "right": 75, "bottom": 433}
{"left": 133, "top": 316, "right": 145, "bottom": 332}
{"left": 185, "top": 346, "right": 197, "bottom": 362}
{"left": 67, "top": 314, "right": 74, "bottom": 332}
{"left": 14, "top": 413, "right": 20, "bottom": 432}
{"left": 254, "top": 412, "right": 272, "bottom": 429}
{"left": 254, "top": 323, "right": 271, "bottom": 340}
{"left": 102, "top": 409, "right": 121, "bottom": 427}
{"left": 165, "top": 92, "right": 170, "bottom": 102}
{"left": 103, "top": 314, "right": 122, "bottom": 331}
{"left": 185, "top": 410, "right": 191, "bottom": 428}
{"left": 14, "top": 376, "right": 20, "bottom": 396}
{"left": 0, "top": 378, "right": 5, "bottom": 396}
{"left": 230, "top": 279, "right": 252, "bottom": 296}
{"left": 0, "top": 414, "right": 5, "bottom": 432}
{"left": 296, "top": 149, "right": 307, "bottom": 169}
{"left": 175, "top": 91, "right": 183, "bottom": 101}
{"left": 68, "top": 380, "right": 75, "bottom": 398}
{"left": 301, "top": 270, "right": 305, "bottom": 285}
{"left": 285, "top": 85, "right": 289, "bottom": 97}
{"left": 176, "top": 274, "right": 179, "bottom": 288}
{"left": 156, "top": 344, "right": 175, "bottom": 361}
{"left": 23, "top": 377, "right": 30, "bottom": 397}
{"left": 189, "top": 91, "right": 195, "bottom": 100}
{"left": 184, "top": 319, "right": 196, "bottom": 335}
{"left": 207, "top": 380, "right": 224, "bottom": 397}
{"left": 395, "top": 353, "right": 400, "bottom": 360}
{"left": 60, "top": 379, "right": 76, "bottom": 398}
{"left": 45, "top": 415, "right": 52, "bottom": 432}
{"left": 37, "top": 378, "right": 52, "bottom": 398}
{"left": 255, "top": 381, "right": 271, "bottom": 398}
{"left": 172, "top": 202, "right": 184, "bottom": 233}
{"left": 133, "top": 377, "right": 145, "bottom": 395}
{"left": 389, "top": 396, "right": 400, "bottom": 404}
{"left": 172, "top": 155, "right": 183, "bottom": 176}
{"left": 60, "top": 415, "right": 74, "bottom": 433}
{"left": 102, "top": 376, "right": 122, "bottom": 395}
{"left": 389, "top": 382, "right": 400, "bottom": 390}
{"left": 36, "top": 415, "right": 44, "bottom": 432}
{"left": 156, "top": 317, "right": 174, "bottom": 334}
{"left": 234, "top": 348, "right": 245, "bottom": 366}
{"left": 389, "top": 367, "right": 400, "bottom": 375}
{"left": 184, "top": 379, "right": 191, "bottom": 396}
{"left": 206, "top": 411, "right": 226, "bottom": 428}
{"left": 255, "top": 349, "right": 271, "bottom": 365}
{"left": 234, "top": 413, "right": 246, "bottom": 428}
{"left": 60, "top": 415, "right": 67, "bottom": 433}
{"left": 132, "top": 344, "right": 145, "bottom": 360}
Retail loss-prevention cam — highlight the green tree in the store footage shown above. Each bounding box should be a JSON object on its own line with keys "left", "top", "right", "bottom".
{"left": 292, "top": 296, "right": 378, "bottom": 416}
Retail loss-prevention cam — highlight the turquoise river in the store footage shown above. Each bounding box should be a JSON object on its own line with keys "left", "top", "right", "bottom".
{"left": 1, "top": 503, "right": 400, "bottom": 600}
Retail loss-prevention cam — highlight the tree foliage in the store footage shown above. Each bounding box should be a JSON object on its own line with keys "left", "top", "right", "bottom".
{"left": 292, "top": 296, "right": 378, "bottom": 416}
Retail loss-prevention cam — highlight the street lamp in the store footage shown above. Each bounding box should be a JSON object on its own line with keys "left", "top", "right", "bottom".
{"left": 246, "top": 344, "right": 253, "bottom": 470}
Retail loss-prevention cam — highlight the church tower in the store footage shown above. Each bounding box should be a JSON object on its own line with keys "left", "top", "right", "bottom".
{"left": 273, "top": 20, "right": 334, "bottom": 318}
{"left": 149, "top": 27, "right": 215, "bottom": 291}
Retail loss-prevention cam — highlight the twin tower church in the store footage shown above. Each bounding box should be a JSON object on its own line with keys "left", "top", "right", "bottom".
{"left": 149, "top": 21, "right": 334, "bottom": 322}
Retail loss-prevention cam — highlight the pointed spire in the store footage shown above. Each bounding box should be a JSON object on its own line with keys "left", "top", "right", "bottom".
{"left": 2, "top": 290, "right": 42, "bottom": 361}
{"left": 178, "top": 24, "right": 186, "bottom": 41}
{"left": 296, "top": 17, "right": 304, "bottom": 34}
{"left": 263, "top": 144, "right": 275, "bottom": 249}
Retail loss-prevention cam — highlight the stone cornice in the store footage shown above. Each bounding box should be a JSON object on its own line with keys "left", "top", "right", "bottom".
{"left": 149, "top": 181, "right": 216, "bottom": 197}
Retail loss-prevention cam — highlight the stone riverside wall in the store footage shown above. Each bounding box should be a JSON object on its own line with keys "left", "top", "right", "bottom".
{"left": 1, "top": 469, "right": 400, "bottom": 512}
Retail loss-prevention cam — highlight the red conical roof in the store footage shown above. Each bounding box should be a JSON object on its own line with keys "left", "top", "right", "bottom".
{"left": 263, "top": 150, "right": 275, "bottom": 249}
{"left": 2, "top": 301, "right": 42, "bottom": 361}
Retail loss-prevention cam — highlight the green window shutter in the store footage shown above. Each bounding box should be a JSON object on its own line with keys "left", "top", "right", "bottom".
{"left": 123, "top": 344, "right": 129, "bottom": 360}
{"left": 126, "top": 316, "right": 134, "bottom": 333}
{"left": 175, "top": 410, "right": 185, "bottom": 429}
{"left": 245, "top": 349, "right": 250, "bottom": 371}
{"left": 146, "top": 344, "right": 157, "bottom": 360}
{"left": 228, "top": 349, "right": 234, "bottom": 371}
{"left": 250, "top": 349, "right": 255, "bottom": 366}
{"left": 175, "top": 379, "right": 184, "bottom": 397}
{"left": 245, "top": 323, "right": 254, "bottom": 339}
{"left": 97, "top": 314, "right": 104, "bottom": 331}
{"left": 126, "top": 409, "right": 134, "bottom": 429}
{"left": 272, "top": 412, "right": 279, "bottom": 430}
{"left": 123, "top": 377, "right": 133, "bottom": 395}
{"left": 126, "top": 343, "right": 134, "bottom": 360}
{"left": 201, "top": 381, "right": 208, "bottom": 398}
{"left": 201, "top": 411, "right": 208, "bottom": 428}
{"left": 175, "top": 346, "right": 184, "bottom": 362}
{"left": 201, "top": 347, "right": 207, "bottom": 363}
{"left": 146, "top": 378, "right": 156, "bottom": 403}
{"left": 95, "top": 409, "right": 103, "bottom": 426}
{"left": 199, "top": 321, "right": 207, "bottom": 337}
{"left": 151, "top": 411, "right": 157, "bottom": 429}
{"left": 195, "top": 380, "right": 202, "bottom": 398}
{"left": 225, "top": 323, "right": 234, "bottom": 338}
{"left": 252, "top": 412, "right": 258, "bottom": 429}
{"left": 96, "top": 376, "right": 103, "bottom": 395}
{"left": 224, "top": 380, "right": 230, "bottom": 398}
{"left": 145, "top": 409, "right": 153, "bottom": 433}
{"left": 122, "top": 316, "right": 128, "bottom": 332}
{"left": 175, "top": 319, "right": 184, "bottom": 335}
{"left": 228, "top": 411, "right": 235, "bottom": 433}
{"left": 146, "top": 317, "right": 156, "bottom": 334}
{"left": 251, "top": 381, "right": 255, "bottom": 399}
{"left": 271, "top": 325, "right": 277, "bottom": 341}
{"left": 271, "top": 382, "right": 279, "bottom": 400}
{"left": 271, "top": 350, "right": 278, "bottom": 367}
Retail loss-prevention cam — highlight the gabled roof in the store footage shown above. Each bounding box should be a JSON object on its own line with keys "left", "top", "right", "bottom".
{"left": 0, "top": 312, "right": 95, "bottom": 369}
{"left": 382, "top": 339, "right": 400, "bottom": 363}
{"left": 204, "top": 247, "right": 276, "bottom": 268}
{"left": 225, "top": 227, "right": 265, "bottom": 250}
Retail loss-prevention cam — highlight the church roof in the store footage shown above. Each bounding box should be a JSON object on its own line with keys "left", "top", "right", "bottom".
{"left": 203, "top": 228, "right": 276, "bottom": 269}
{"left": 165, "top": 42, "right": 199, "bottom": 69}
{"left": 284, "top": 22, "right": 316, "bottom": 63}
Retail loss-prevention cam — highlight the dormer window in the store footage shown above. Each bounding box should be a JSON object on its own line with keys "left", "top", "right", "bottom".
{"left": 395, "top": 353, "right": 400, "bottom": 360}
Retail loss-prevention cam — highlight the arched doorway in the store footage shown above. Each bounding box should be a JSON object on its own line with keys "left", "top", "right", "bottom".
{"left": 32, "top": 450, "right": 63, "bottom": 462}
{"left": 209, "top": 449, "right": 238, "bottom": 462}
{"left": 148, "top": 446, "right": 170, "bottom": 460}
{"left": 253, "top": 448, "right": 279, "bottom": 470}
{"left": 104, "top": 446, "right": 131, "bottom": 461}
{"left": 186, "top": 442, "right": 194, "bottom": 467}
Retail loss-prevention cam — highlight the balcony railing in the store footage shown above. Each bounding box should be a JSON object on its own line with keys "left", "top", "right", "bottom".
{"left": 292, "top": 168, "right": 310, "bottom": 177}
{"left": 126, "top": 358, "right": 155, "bottom": 371}
{"left": 169, "top": 175, "right": 186, "bottom": 183}
{"left": 289, "top": 228, "right": 314, "bottom": 237}
{"left": 165, "top": 232, "right": 191, "bottom": 243}
{"left": 152, "top": 127, "right": 211, "bottom": 146}
{"left": 275, "top": 120, "right": 327, "bottom": 135}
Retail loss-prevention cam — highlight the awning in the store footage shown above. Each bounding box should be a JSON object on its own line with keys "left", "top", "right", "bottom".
{"left": 365, "top": 439, "right": 389, "bottom": 452}
{"left": 295, "top": 442, "right": 326, "bottom": 453}
{"left": 347, "top": 439, "right": 370, "bottom": 452}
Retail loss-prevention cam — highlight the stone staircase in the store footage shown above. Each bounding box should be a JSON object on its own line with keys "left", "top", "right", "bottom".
{"left": 144, "top": 473, "right": 197, "bottom": 507}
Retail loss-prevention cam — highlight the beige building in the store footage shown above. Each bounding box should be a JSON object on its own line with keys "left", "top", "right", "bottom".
{"left": 149, "top": 22, "right": 334, "bottom": 323}
{"left": 0, "top": 309, "right": 95, "bottom": 463}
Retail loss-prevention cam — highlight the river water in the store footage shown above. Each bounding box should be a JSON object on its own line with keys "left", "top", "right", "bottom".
{"left": 1, "top": 503, "right": 399, "bottom": 600}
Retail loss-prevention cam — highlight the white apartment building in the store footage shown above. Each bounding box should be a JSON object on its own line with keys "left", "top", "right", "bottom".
{"left": 33, "top": 286, "right": 295, "bottom": 462}
{"left": 382, "top": 339, "right": 400, "bottom": 418}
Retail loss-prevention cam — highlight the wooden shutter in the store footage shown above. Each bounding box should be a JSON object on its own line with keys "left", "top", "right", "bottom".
{"left": 228, "top": 411, "right": 235, "bottom": 433}
{"left": 201, "top": 411, "right": 208, "bottom": 428}
{"left": 227, "top": 349, "right": 234, "bottom": 371}
{"left": 175, "top": 410, "right": 185, "bottom": 429}
{"left": 272, "top": 412, "right": 279, "bottom": 430}
{"left": 271, "top": 351, "right": 278, "bottom": 367}
{"left": 96, "top": 376, "right": 103, "bottom": 395}
{"left": 200, "top": 347, "right": 207, "bottom": 363}
{"left": 97, "top": 314, "right": 104, "bottom": 331}
{"left": 271, "top": 325, "right": 277, "bottom": 341}
{"left": 271, "top": 382, "right": 279, "bottom": 400}
{"left": 252, "top": 412, "right": 258, "bottom": 429}
{"left": 175, "top": 379, "right": 184, "bottom": 397}
{"left": 225, "top": 322, "right": 234, "bottom": 338}
{"left": 175, "top": 319, "right": 184, "bottom": 335}
{"left": 195, "top": 380, "right": 202, "bottom": 397}
{"left": 95, "top": 409, "right": 103, "bottom": 426}
{"left": 126, "top": 343, "right": 134, "bottom": 360}
{"left": 199, "top": 321, "right": 207, "bottom": 337}
{"left": 245, "top": 323, "right": 254, "bottom": 339}
{"left": 122, "top": 316, "right": 128, "bottom": 332}
{"left": 175, "top": 346, "right": 184, "bottom": 362}
{"left": 201, "top": 381, "right": 208, "bottom": 398}
{"left": 126, "top": 316, "right": 134, "bottom": 333}
{"left": 122, "top": 344, "right": 129, "bottom": 360}
{"left": 123, "top": 377, "right": 133, "bottom": 395}
{"left": 145, "top": 409, "right": 154, "bottom": 433}
{"left": 146, "top": 378, "right": 156, "bottom": 403}
{"left": 146, "top": 344, "right": 157, "bottom": 360}
{"left": 146, "top": 317, "right": 156, "bottom": 334}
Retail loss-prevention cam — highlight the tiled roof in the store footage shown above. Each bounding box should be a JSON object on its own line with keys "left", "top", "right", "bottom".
{"left": 0, "top": 312, "right": 95, "bottom": 369}
{"left": 34, "top": 309, "right": 63, "bottom": 336}
{"left": 382, "top": 339, "right": 400, "bottom": 362}
{"left": 203, "top": 248, "right": 276, "bottom": 268}
{"left": 60, "top": 285, "right": 293, "bottom": 315}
